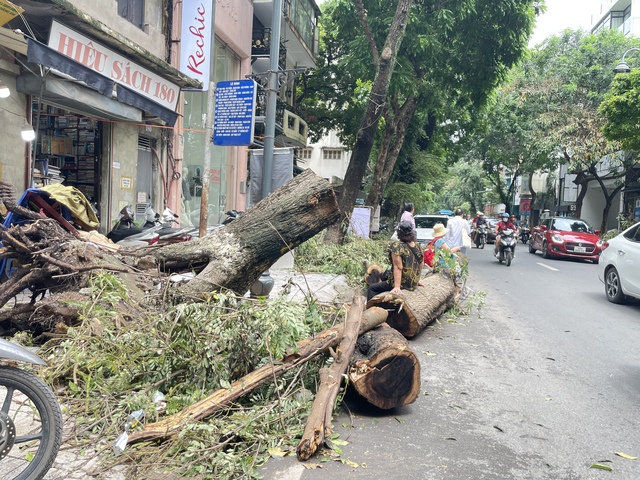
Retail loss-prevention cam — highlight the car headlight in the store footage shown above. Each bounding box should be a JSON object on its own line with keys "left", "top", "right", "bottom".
{"left": 551, "top": 234, "right": 564, "bottom": 244}
{"left": 596, "top": 239, "right": 603, "bottom": 248}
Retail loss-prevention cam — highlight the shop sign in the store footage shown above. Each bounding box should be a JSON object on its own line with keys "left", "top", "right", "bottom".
{"left": 180, "top": 0, "right": 213, "bottom": 88}
{"left": 520, "top": 197, "right": 531, "bottom": 216}
{"left": 48, "top": 21, "right": 180, "bottom": 110}
{"left": 0, "top": 0, "right": 23, "bottom": 27}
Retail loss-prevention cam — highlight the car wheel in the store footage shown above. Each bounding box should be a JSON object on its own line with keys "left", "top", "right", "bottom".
{"left": 605, "top": 267, "right": 626, "bottom": 304}
{"left": 528, "top": 241, "right": 536, "bottom": 254}
{"left": 542, "top": 241, "right": 551, "bottom": 259}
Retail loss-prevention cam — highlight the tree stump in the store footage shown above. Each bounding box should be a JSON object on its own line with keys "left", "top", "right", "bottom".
{"left": 366, "top": 273, "right": 456, "bottom": 338}
{"left": 348, "top": 322, "right": 420, "bottom": 409}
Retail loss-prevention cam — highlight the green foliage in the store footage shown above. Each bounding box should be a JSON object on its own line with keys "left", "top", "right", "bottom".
{"left": 40, "top": 270, "right": 338, "bottom": 478}
{"left": 600, "top": 65, "right": 640, "bottom": 151}
{"left": 295, "top": 232, "right": 389, "bottom": 281}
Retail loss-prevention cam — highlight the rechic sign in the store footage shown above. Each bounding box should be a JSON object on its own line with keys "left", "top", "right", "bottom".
{"left": 180, "top": 0, "right": 213, "bottom": 89}
{"left": 48, "top": 21, "right": 180, "bottom": 110}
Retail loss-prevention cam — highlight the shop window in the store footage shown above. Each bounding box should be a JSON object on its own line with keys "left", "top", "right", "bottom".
{"left": 117, "top": 0, "right": 144, "bottom": 29}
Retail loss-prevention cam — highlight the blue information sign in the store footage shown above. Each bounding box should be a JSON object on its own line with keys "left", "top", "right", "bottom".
{"left": 213, "top": 79, "right": 257, "bottom": 146}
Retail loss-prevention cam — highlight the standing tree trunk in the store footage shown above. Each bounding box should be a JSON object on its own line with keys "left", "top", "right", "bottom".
{"left": 325, "top": 0, "right": 415, "bottom": 245}
{"left": 573, "top": 172, "right": 591, "bottom": 220}
{"left": 366, "top": 93, "right": 419, "bottom": 209}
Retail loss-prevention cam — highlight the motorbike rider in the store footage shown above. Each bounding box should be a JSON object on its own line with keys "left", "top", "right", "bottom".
{"left": 494, "top": 212, "right": 516, "bottom": 257}
{"left": 471, "top": 211, "right": 487, "bottom": 244}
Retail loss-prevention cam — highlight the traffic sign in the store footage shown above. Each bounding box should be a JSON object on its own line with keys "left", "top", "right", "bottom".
{"left": 213, "top": 79, "right": 257, "bottom": 146}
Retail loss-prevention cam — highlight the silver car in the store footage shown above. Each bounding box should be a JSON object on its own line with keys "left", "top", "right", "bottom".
{"left": 414, "top": 214, "right": 449, "bottom": 245}
{"left": 598, "top": 221, "right": 640, "bottom": 304}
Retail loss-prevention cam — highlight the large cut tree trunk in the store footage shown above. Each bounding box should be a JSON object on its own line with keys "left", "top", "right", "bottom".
{"left": 128, "top": 306, "right": 388, "bottom": 445}
{"left": 348, "top": 322, "right": 420, "bottom": 409}
{"left": 297, "top": 293, "right": 365, "bottom": 461}
{"left": 136, "top": 169, "right": 340, "bottom": 296}
{"left": 366, "top": 273, "right": 456, "bottom": 338}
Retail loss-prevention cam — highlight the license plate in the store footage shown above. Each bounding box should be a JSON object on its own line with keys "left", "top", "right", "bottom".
{"left": 574, "top": 246, "right": 586, "bottom": 253}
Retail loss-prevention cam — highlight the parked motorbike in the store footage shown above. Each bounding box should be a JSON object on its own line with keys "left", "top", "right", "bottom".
{"left": 0, "top": 338, "right": 62, "bottom": 480}
{"left": 106, "top": 205, "right": 160, "bottom": 247}
{"left": 495, "top": 228, "right": 517, "bottom": 266}
{"left": 519, "top": 225, "right": 530, "bottom": 244}
{"left": 473, "top": 225, "right": 488, "bottom": 249}
{"left": 142, "top": 206, "right": 193, "bottom": 245}
{"left": 221, "top": 209, "right": 243, "bottom": 225}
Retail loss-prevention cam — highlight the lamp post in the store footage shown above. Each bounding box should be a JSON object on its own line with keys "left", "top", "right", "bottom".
{"left": 614, "top": 47, "right": 640, "bottom": 74}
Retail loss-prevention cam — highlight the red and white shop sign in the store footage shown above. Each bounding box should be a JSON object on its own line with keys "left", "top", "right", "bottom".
{"left": 180, "top": 0, "right": 212, "bottom": 89}
{"left": 48, "top": 21, "right": 180, "bottom": 110}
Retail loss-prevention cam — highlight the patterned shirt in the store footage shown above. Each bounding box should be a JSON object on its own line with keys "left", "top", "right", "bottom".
{"left": 386, "top": 241, "right": 423, "bottom": 290}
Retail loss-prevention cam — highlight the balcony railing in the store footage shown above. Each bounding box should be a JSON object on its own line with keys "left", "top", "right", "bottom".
{"left": 251, "top": 27, "right": 287, "bottom": 68}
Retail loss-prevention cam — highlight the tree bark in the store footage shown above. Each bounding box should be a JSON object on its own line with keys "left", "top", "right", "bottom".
{"left": 366, "top": 94, "right": 419, "bottom": 209}
{"left": 296, "top": 293, "right": 365, "bottom": 460}
{"left": 139, "top": 169, "right": 340, "bottom": 296}
{"left": 366, "top": 273, "right": 456, "bottom": 338}
{"left": 348, "top": 322, "right": 420, "bottom": 409}
{"left": 127, "top": 306, "right": 388, "bottom": 445}
{"left": 325, "top": 0, "right": 415, "bottom": 244}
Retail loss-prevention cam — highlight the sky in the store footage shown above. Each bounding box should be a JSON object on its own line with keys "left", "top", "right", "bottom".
{"left": 315, "top": 0, "right": 600, "bottom": 47}
{"left": 529, "top": 0, "right": 599, "bottom": 46}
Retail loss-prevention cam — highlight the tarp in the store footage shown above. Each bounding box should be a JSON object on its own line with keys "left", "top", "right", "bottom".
{"left": 40, "top": 184, "right": 99, "bottom": 230}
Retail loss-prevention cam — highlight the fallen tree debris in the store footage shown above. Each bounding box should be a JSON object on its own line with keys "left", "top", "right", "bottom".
{"left": 127, "top": 305, "right": 388, "bottom": 445}
{"left": 348, "top": 322, "right": 420, "bottom": 409}
{"left": 296, "top": 293, "right": 365, "bottom": 460}
{"left": 366, "top": 273, "right": 456, "bottom": 338}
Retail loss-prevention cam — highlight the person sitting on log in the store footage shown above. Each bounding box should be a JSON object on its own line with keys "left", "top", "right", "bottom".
{"left": 367, "top": 221, "right": 424, "bottom": 301}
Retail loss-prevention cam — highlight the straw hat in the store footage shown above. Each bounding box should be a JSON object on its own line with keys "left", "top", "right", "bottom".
{"left": 432, "top": 223, "right": 449, "bottom": 237}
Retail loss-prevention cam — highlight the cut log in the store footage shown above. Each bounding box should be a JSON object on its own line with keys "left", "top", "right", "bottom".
{"left": 127, "top": 306, "right": 388, "bottom": 445}
{"left": 366, "top": 273, "right": 456, "bottom": 338}
{"left": 296, "top": 293, "right": 364, "bottom": 461}
{"left": 139, "top": 169, "right": 340, "bottom": 297}
{"left": 348, "top": 322, "right": 420, "bottom": 409}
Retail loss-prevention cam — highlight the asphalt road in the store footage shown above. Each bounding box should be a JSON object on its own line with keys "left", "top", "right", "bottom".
{"left": 261, "top": 242, "right": 640, "bottom": 479}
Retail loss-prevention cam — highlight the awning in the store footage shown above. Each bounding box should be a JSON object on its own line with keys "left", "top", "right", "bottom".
{"left": 27, "top": 37, "right": 114, "bottom": 97}
{"left": 23, "top": 38, "right": 178, "bottom": 126}
{"left": 16, "top": 75, "right": 142, "bottom": 123}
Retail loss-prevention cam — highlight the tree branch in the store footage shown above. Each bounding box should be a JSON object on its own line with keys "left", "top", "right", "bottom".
{"left": 354, "top": 0, "right": 379, "bottom": 66}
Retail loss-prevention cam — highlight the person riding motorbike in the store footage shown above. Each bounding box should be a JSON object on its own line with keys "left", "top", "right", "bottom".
{"left": 494, "top": 212, "right": 516, "bottom": 257}
{"left": 471, "top": 211, "right": 487, "bottom": 244}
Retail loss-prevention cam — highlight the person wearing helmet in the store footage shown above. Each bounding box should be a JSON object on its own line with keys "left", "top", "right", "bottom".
{"left": 471, "top": 211, "right": 487, "bottom": 245}
{"left": 494, "top": 212, "right": 516, "bottom": 256}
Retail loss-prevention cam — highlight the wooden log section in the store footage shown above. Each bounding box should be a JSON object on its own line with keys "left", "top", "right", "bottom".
{"left": 296, "top": 294, "right": 365, "bottom": 461}
{"left": 348, "top": 323, "right": 420, "bottom": 409}
{"left": 366, "top": 273, "right": 456, "bottom": 338}
{"left": 127, "top": 306, "right": 388, "bottom": 445}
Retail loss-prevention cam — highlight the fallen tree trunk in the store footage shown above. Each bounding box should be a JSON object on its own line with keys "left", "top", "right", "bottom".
{"left": 139, "top": 169, "right": 340, "bottom": 297}
{"left": 366, "top": 273, "right": 456, "bottom": 338}
{"left": 127, "top": 306, "right": 388, "bottom": 445}
{"left": 348, "top": 322, "right": 420, "bottom": 409}
{"left": 296, "top": 293, "right": 364, "bottom": 460}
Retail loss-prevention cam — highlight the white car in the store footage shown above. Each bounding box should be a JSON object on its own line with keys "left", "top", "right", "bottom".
{"left": 598, "top": 221, "right": 640, "bottom": 304}
{"left": 414, "top": 214, "right": 449, "bottom": 246}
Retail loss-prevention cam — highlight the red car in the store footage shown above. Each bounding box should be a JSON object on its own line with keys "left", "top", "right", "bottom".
{"left": 529, "top": 217, "right": 602, "bottom": 263}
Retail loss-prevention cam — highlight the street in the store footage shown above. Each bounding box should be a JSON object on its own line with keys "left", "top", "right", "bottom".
{"left": 261, "top": 243, "right": 640, "bottom": 479}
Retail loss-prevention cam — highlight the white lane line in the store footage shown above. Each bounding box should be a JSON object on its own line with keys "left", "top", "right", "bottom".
{"left": 537, "top": 262, "right": 559, "bottom": 271}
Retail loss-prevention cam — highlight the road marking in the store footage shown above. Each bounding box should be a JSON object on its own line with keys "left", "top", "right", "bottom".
{"left": 537, "top": 262, "right": 559, "bottom": 271}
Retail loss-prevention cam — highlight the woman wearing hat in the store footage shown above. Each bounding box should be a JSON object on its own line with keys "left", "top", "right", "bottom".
{"left": 432, "top": 223, "right": 463, "bottom": 259}
{"left": 367, "top": 221, "right": 424, "bottom": 301}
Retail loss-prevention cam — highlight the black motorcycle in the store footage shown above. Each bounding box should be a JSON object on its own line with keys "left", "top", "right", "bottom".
{"left": 495, "top": 228, "right": 517, "bottom": 266}
{"left": 473, "top": 225, "right": 488, "bottom": 249}
{"left": 519, "top": 225, "right": 530, "bottom": 244}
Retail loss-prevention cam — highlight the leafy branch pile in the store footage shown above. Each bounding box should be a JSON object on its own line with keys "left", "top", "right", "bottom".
{"left": 37, "top": 270, "right": 345, "bottom": 478}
